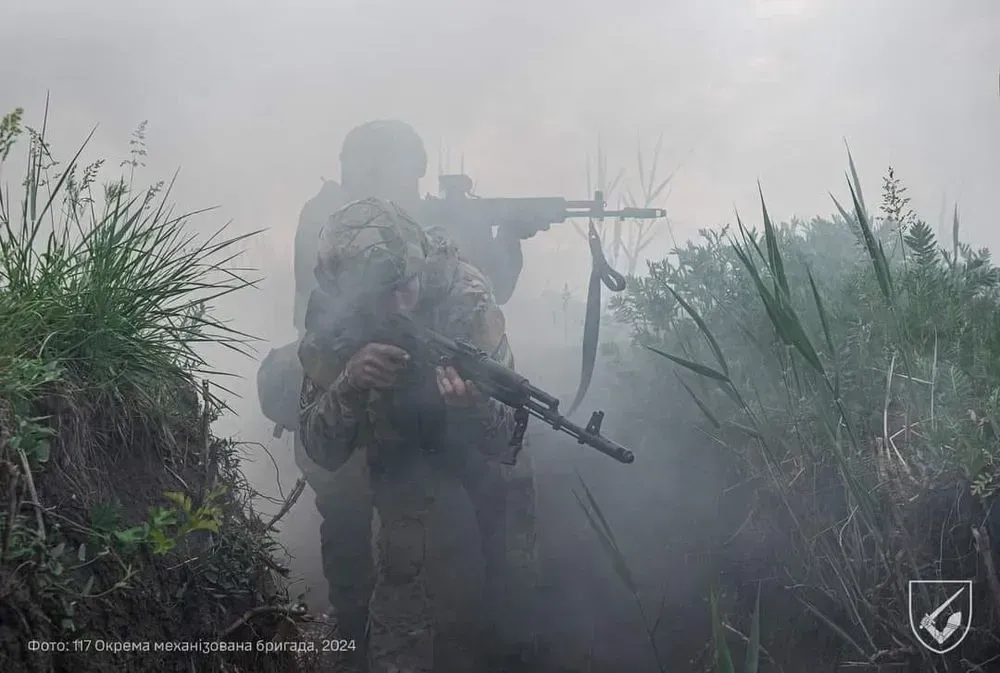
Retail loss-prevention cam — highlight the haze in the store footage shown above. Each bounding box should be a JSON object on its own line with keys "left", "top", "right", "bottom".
{"left": 4, "top": 1, "right": 998, "bottom": 256}
{"left": 2, "top": 0, "right": 998, "bottom": 666}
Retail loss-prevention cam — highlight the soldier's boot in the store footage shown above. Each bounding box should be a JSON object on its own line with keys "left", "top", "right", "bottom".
{"left": 367, "top": 461, "right": 438, "bottom": 673}
{"left": 305, "top": 444, "right": 376, "bottom": 672}
{"left": 468, "top": 454, "right": 540, "bottom": 669}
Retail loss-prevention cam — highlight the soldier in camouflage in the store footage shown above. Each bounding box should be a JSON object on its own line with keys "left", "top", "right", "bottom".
{"left": 289, "top": 121, "right": 438, "bottom": 668}
{"left": 298, "top": 198, "right": 534, "bottom": 672}
{"left": 282, "top": 120, "right": 538, "bottom": 671}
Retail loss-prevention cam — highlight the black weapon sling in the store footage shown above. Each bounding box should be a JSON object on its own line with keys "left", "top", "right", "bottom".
{"left": 566, "top": 219, "right": 627, "bottom": 418}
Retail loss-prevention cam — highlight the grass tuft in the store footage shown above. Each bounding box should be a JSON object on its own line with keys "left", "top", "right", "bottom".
{"left": 0, "top": 104, "right": 262, "bottom": 452}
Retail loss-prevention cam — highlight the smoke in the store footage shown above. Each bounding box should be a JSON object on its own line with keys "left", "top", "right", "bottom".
{"left": 3, "top": 0, "right": 999, "bottom": 667}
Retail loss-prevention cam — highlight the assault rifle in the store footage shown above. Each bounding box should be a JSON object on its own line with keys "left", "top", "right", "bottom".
{"left": 422, "top": 173, "right": 667, "bottom": 234}
{"left": 422, "top": 174, "right": 666, "bottom": 419}
{"left": 382, "top": 313, "right": 636, "bottom": 466}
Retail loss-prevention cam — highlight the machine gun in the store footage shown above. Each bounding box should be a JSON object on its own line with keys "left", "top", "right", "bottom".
{"left": 381, "top": 313, "right": 636, "bottom": 466}
{"left": 423, "top": 173, "right": 666, "bottom": 233}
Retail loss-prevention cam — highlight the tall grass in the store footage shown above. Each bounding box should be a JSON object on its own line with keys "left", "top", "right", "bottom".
{"left": 578, "top": 135, "right": 676, "bottom": 276}
{"left": 0, "top": 103, "right": 260, "bottom": 459}
{"left": 0, "top": 106, "right": 305, "bottom": 671}
{"left": 580, "top": 151, "right": 1000, "bottom": 670}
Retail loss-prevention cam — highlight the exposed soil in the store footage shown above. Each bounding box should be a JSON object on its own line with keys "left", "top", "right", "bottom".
{"left": 0, "top": 386, "right": 318, "bottom": 673}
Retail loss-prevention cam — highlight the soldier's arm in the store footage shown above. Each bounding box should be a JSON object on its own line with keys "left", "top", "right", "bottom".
{"left": 298, "top": 332, "right": 368, "bottom": 473}
{"left": 447, "top": 282, "right": 519, "bottom": 454}
{"left": 488, "top": 227, "right": 523, "bottom": 305}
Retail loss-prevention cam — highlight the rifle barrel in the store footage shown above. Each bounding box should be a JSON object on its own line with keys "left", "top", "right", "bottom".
{"left": 525, "top": 400, "right": 635, "bottom": 464}
{"left": 564, "top": 205, "right": 667, "bottom": 219}
{"left": 614, "top": 207, "right": 667, "bottom": 218}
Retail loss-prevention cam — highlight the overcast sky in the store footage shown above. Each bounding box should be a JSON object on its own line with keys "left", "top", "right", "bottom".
{"left": 2, "top": 0, "right": 998, "bottom": 348}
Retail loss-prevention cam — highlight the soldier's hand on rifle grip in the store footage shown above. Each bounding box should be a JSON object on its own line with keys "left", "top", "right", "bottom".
{"left": 345, "top": 342, "right": 410, "bottom": 390}
{"left": 436, "top": 365, "right": 479, "bottom": 406}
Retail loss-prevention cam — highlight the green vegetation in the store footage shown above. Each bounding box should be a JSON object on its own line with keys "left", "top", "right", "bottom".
{"left": 7, "top": 96, "right": 996, "bottom": 672}
{"left": 0, "top": 105, "right": 305, "bottom": 672}
{"left": 581, "top": 152, "right": 1000, "bottom": 670}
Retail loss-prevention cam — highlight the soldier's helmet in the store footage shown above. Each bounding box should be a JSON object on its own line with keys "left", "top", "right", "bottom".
{"left": 339, "top": 119, "right": 428, "bottom": 180}
{"left": 315, "top": 198, "right": 430, "bottom": 297}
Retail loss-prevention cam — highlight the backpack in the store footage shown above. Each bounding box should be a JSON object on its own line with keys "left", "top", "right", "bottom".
{"left": 256, "top": 340, "right": 304, "bottom": 437}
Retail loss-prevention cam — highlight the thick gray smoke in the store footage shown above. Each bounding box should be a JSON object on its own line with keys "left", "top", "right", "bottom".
{"left": 3, "top": 0, "right": 998, "bottom": 669}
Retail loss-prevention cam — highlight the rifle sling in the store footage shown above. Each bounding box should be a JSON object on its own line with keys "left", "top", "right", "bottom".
{"left": 566, "top": 220, "right": 627, "bottom": 418}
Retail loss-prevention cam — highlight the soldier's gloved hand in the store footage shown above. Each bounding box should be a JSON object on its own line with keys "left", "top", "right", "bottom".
{"left": 436, "top": 365, "right": 480, "bottom": 406}
{"left": 345, "top": 342, "right": 410, "bottom": 389}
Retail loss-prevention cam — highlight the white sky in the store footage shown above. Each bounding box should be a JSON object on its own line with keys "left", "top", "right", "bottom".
{"left": 2, "top": 0, "right": 998, "bottom": 393}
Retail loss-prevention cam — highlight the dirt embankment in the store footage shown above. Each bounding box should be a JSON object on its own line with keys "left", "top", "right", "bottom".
{"left": 0, "top": 380, "right": 345, "bottom": 673}
{"left": 0, "top": 106, "right": 339, "bottom": 673}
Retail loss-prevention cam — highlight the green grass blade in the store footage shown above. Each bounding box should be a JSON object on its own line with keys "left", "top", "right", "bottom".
{"left": 646, "top": 345, "right": 730, "bottom": 383}
{"left": 759, "top": 185, "right": 790, "bottom": 297}
{"left": 731, "top": 240, "right": 787, "bottom": 338}
{"left": 952, "top": 204, "right": 960, "bottom": 272}
{"left": 844, "top": 142, "right": 868, "bottom": 222}
{"left": 664, "top": 283, "right": 730, "bottom": 377}
{"left": 575, "top": 473, "right": 618, "bottom": 546}
{"left": 676, "top": 374, "right": 722, "bottom": 428}
{"left": 572, "top": 481, "right": 638, "bottom": 595}
{"left": 805, "top": 265, "right": 839, "bottom": 397}
{"left": 846, "top": 177, "right": 893, "bottom": 303}
{"left": 710, "top": 585, "right": 736, "bottom": 673}
{"left": 730, "top": 235, "right": 826, "bottom": 376}
{"left": 805, "top": 266, "right": 834, "bottom": 358}
{"left": 744, "top": 582, "right": 761, "bottom": 673}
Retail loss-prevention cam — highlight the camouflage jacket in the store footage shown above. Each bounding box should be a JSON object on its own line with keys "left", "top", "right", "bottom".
{"left": 297, "top": 201, "right": 517, "bottom": 473}
{"left": 294, "top": 180, "right": 347, "bottom": 336}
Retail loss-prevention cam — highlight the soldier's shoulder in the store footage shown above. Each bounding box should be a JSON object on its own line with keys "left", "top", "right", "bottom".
{"left": 437, "top": 260, "right": 507, "bottom": 350}
{"left": 297, "top": 181, "right": 347, "bottom": 254}
{"left": 449, "top": 260, "right": 496, "bottom": 303}
{"left": 300, "top": 181, "right": 346, "bottom": 220}
{"left": 323, "top": 198, "right": 419, "bottom": 233}
{"left": 327, "top": 196, "right": 384, "bottom": 222}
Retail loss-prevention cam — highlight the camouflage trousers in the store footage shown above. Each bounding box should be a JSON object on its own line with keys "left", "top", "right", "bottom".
{"left": 294, "top": 434, "right": 374, "bottom": 668}
{"left": 294, "top": 435, "right": 538, "bottom": 672}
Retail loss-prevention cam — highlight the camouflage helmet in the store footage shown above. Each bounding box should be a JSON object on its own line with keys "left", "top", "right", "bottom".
{"left": 339, "top": 119, "right": 427, "bottom": 180}
{"left": 315, "top": 198, "right": 430, "bottom": 296}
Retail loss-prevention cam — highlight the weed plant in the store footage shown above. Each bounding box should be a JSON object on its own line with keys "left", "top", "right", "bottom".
{"left": 578, "top": 153, "right": 1000, "bottom": 671}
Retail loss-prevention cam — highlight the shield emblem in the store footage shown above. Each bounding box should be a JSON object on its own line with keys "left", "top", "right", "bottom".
{"left": 908, "top": 580, "right": 973, "bottom": 655}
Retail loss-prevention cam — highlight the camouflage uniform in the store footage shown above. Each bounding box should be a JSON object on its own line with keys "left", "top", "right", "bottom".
{"left": 298, "top": 199, "right": 537, "bottom": 672}
{"left": 291, "top": 179, "right": 376, "bottom": 660}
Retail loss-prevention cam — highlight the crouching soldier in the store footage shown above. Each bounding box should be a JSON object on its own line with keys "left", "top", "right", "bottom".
{"left": 298, "top": 198, "right": 537, "bottom": 672}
